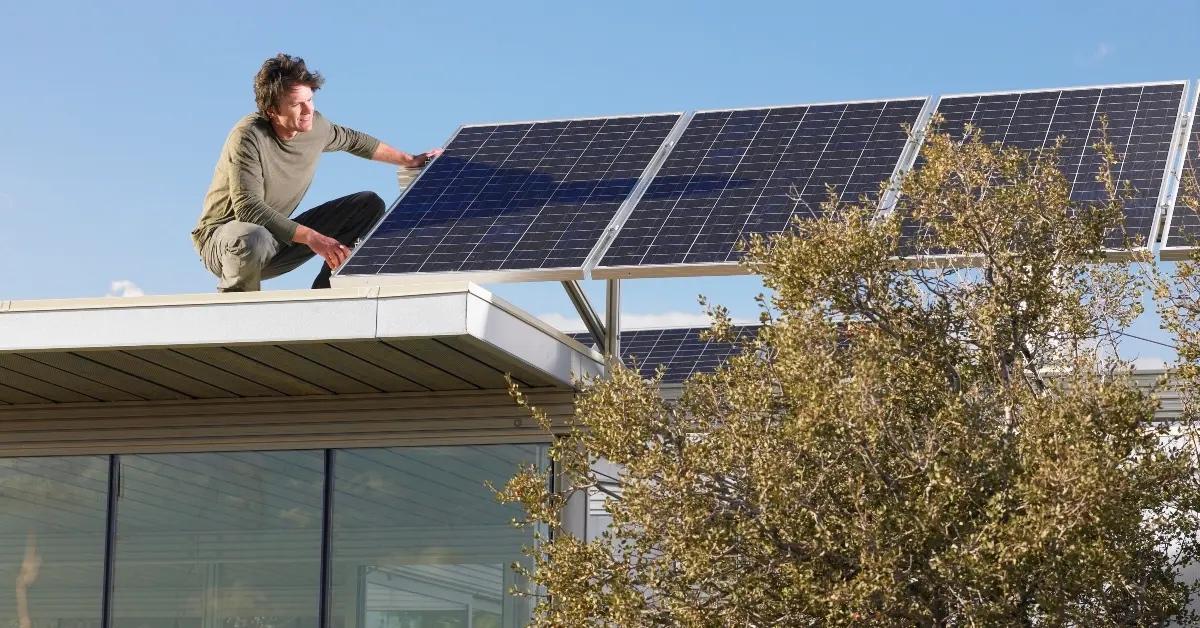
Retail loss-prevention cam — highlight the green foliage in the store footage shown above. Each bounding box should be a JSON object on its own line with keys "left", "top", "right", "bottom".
{"left": 1160, "top": 152, "right": 1200, "bottom": 420}
{"left": 499, "top": 124, "right": 1200, "bottom": 626}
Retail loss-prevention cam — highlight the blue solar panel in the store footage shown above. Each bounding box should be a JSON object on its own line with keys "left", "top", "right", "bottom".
{"left": 1163, "top": 90, "right": 1200, "bottom": 253}
{"left": 594, "top": 99, "right": 926, "bottom": 274}
{"left": 571, "top": 326, "right": 758, "bottom": 383}
{"left": 917, "top": 82, "right": 1185, "bottom": 252}
{"left": 339, "top": 114, "right": 681, "bottom": 277}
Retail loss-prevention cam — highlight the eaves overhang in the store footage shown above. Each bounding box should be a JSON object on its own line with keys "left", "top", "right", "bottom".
{"left": 0, "top": 284, "right": 603, "bottom": 405}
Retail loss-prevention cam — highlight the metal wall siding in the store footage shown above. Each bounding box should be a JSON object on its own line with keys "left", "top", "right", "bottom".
{"left": 0, "top": 389, "right": 574, "bottom": 456}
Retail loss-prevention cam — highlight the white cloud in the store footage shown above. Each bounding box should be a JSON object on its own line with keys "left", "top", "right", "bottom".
{"left": 107, "top": 280, "right": 144, "bottom": 297}
{"left": 538, "top": 312, "right": 589, "bottom": 332}
{"left": 624, "top": 312, "right": 720, "bottom": 329}
{"left": 1076, "top": 42, "right": 1114, "bottom": 66}
{"left": 538, "top": 310, "right": 757, "bottom": 333}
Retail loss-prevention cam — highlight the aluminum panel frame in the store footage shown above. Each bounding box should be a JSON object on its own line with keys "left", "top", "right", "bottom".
{"left": 940, "top": 79, "right": 1187, "bottom": 101}
{"left": 1159, "top": 79, "right": 1200, "bottom": 261}
{"left": 581, "top": 112, "right": 694, "bottom": 278}
{"left": 879, "top": 97, "right": 938, "bottom": 213}
{"left": 691, "top": 95, "right": 930, "bottom": 115}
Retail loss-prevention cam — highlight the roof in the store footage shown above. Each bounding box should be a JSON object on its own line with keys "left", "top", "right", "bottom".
{"left": 0, "top": 287, "right": 1182, "bottom": 421}
{"left": 0, "top": 284, "right": 602, "bottom": 404}
{"left": 571, "top": 325, "right": 759, "bottom": 383}
{"left": 572, "top": 326, "right": 1183, "bottom": 419}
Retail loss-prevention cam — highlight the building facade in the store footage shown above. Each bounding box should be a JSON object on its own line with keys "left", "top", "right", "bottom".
{"left": 0, "top": 286, "right": 599, "bottom": 628}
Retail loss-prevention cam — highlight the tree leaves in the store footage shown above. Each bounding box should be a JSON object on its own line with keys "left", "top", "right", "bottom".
{"left": 498, "top": 127, "right": 1200, "bottom": 627}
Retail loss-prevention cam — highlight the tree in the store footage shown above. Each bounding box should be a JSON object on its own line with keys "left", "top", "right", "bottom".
{"left": 499, "top": 124, "right": 1200, "bottom": 626}
{"left": 1160, "top": 151, "right": 1200, "bottom": 423}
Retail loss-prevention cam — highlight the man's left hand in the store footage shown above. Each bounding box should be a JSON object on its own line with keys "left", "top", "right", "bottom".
{"left": 373, "top": 142, "right": 444, "bottom": 169}
{"left": 406, "top": 148, "right": 444, "bottom": 168}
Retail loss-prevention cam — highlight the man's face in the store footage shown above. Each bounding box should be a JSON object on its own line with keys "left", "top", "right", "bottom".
{"left": 269, "top": 84, "right": 315, "bottom": 136}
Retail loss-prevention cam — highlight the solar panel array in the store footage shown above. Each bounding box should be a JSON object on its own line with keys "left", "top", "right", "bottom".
{"left": 926, "top": 83, "right": 1185, "bottom": 251}
{"left": 339, "top": 114, "right": 680, "bottom": 277}
{"left": 336, "top": 81, "right": 1193, "bottom": 285}
{"left": 1163, "top": 93, "right": 1200, "bottom": 252}
{"left": 571, "top": 325, "right": 758, "bottom": 383}
{"left": 593, "top": 99, "right": 926, "bottom": 274}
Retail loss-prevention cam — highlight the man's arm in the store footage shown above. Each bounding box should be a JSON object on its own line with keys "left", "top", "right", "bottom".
{"left": 372, "top": 142, "right": 444, "bottom": 168}
{"left": 323, "top": 116, "right": 443, "bottom": 169}
{"left": 230, "top": 132, "right": 349, "bottom": 270}
{"left": 292, "top": 225, "right": 350, "bottom": 270}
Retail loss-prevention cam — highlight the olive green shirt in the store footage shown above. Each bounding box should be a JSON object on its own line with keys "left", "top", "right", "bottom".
{"left": 193, "top": 112, "right": 381, "bottom": 248}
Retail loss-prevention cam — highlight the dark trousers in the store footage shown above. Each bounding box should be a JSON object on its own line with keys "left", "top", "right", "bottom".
{"left": 201, "top": 191, "right": 386, "bottom": 291}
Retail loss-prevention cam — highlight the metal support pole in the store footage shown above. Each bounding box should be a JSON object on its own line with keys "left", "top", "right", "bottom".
{"left": 605, "top": 279, "right": 621, "bottom": 360}
{"left": 561, "top": 281, "right": 606, "bottom": 348}
{"left": 101, "top": 455, "right": 119, "bottom": 628}
{"left": 319, "top": 449, "right": 335, "bottom": 628}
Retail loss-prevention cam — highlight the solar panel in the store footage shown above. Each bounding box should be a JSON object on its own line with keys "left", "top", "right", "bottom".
{"left": 591, "top": 99, "right": 928, "bottom": 278}
{"left": 571, "top": 325, "right": 758, "bottom": 383}
{"left": 914, "top": 82, "right": 1187, "bottom": 254}
{"left": 1160, "top": 85, "right": 1200, "bottom": 258}
{"left": 336, "top": 114, "right": 682, "bottom": 282}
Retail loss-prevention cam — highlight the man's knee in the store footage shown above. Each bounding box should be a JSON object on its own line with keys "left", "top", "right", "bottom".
{"left": 353, "top": 191, "right": 385, "bottom": 221}
{"left": 343, "top": 191, "right": 385, "bottom": 241}
{"left": 200, "top": 222, "right": 279, "bottom": 292}
{"left": 214, "top": 222, "right": 277, "bottom": 266}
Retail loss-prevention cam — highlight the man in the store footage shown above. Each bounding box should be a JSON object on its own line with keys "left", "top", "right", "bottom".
{"left": 192, "top": 53, "right": 442, "bottom": 291}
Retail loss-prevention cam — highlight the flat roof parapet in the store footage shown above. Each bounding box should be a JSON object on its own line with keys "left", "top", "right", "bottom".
{"left": 0, "top": 285, "right": 602, "bottom": 404}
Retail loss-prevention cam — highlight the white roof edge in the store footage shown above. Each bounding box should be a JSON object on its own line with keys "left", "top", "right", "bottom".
{"left": 465, "top": 292, "right": 605, "bottom": 383}
{"left": 0, "top": 286, "right": 605, "bottom": 386}
{"left": 0, "top": 284, "right": 482, "bottom": 314}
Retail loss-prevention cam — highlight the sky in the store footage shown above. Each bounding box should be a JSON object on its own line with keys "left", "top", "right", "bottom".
{"left": 0, "top": 0, "right": 1196, "bottom": 363}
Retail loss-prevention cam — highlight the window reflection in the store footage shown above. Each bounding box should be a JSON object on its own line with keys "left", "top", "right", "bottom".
{"left": 0, "top": 443, "right": 544, "bottom": 627}
{"left": 0, "top": 456, "right": 108, "bottom": 628}
{"left": 330, "top": 445, "right": 546, "bottom": 628}
{"left": 111, "top": 451, "right": 324, "bottom": 628}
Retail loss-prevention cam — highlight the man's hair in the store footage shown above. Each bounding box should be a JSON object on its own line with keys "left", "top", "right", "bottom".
{"left": 254, "top": 53, "right": 325, "bottom": 118}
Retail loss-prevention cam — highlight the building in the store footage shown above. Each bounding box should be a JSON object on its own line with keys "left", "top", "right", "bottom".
{"left": 0, "top": 285, "right": 602, "bottom": 628}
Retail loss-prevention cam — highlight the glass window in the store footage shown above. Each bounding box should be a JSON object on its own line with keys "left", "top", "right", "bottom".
{"left": 0, "top": 455, "right": 108, "bottom": 628}
{"left": 111, "top": 451, "right": 324, "bottom": 628}
{"left": 330, "top": 445, "right": 547, "bottom": 628}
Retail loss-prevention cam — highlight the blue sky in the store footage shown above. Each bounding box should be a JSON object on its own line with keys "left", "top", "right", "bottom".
{"left": 0, "top": 0, "right": 1195, "bottom": 361}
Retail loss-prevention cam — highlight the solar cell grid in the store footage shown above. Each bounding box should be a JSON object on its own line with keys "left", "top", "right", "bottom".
{"left": 571, "top": 326, "right": 758, "bottom": 383}
{"left": 909, "top": 83, "right": 1185, "bottom": 253}
{"left": 1162, "top": 88, "right": 1200, "bottom": 253}
{"left": 338, "top": 114, "right": 681, "bottom": 278}
{"left": 595, "top": 99, "right": 926, "bottom": 275}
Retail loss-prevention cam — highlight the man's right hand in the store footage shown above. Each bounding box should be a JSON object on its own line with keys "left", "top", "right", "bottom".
{"left": 294, "top": 225, "right": 351, "bottom": 269}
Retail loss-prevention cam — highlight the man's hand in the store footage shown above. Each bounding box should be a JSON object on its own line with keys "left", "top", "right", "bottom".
{"left": 405, "top": 148, "right": 444, "bottom": 168}
{"left": 294, "top": 225, "right": 350, "bottom": 270}
{"left": 373, "top": 143, "right": 444, "bottom": 168}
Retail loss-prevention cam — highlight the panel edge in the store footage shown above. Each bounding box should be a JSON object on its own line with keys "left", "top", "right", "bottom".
{"left": 582, "top": 112, "right": 694, "bottom": 278}
{"left": 335, "top": 124, "right": 468, "bottom": 278}
{"left": 1158, "top": 79, "right": 1199, "bottom": 251}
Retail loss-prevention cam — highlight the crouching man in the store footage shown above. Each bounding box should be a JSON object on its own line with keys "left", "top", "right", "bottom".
{"left": 192, "top": 53, "right": 442, "bottom": 291}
